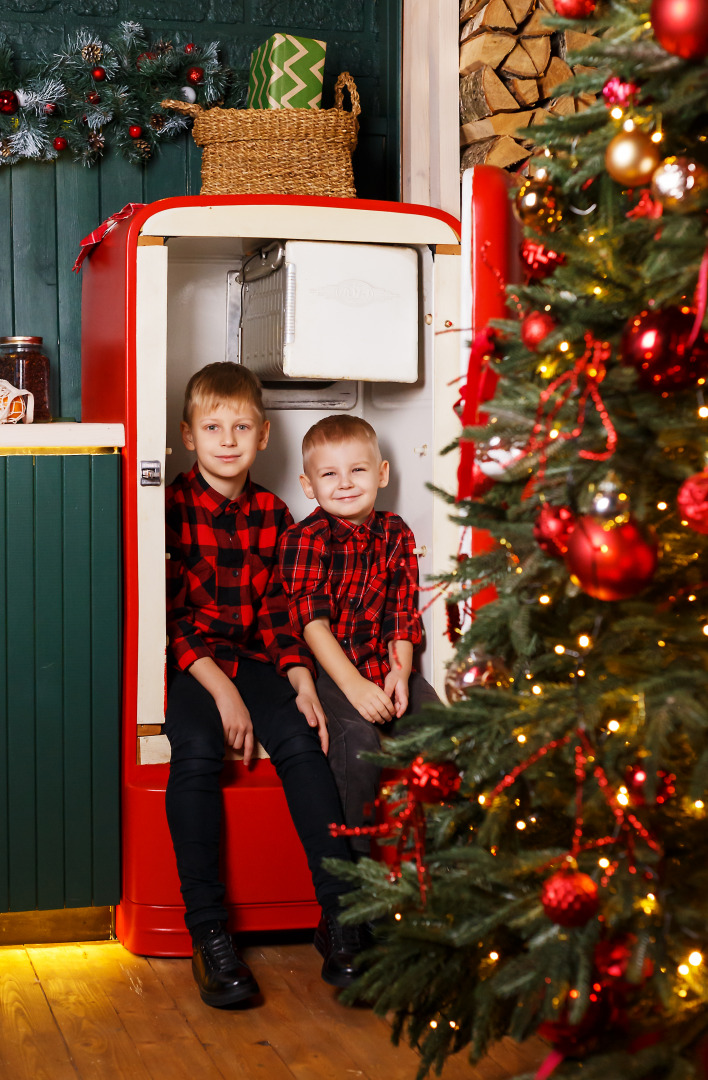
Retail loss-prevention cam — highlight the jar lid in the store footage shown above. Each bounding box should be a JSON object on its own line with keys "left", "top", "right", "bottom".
{"left": 0, "top": 335, "right": 43, "bottom": 345}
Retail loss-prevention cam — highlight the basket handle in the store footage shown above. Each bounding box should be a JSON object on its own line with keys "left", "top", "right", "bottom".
{"left": 160, "top": 98, "right": 203, "bottom": 118}
{"left": 334, "top": 72, "right": 360, "bottom": 118}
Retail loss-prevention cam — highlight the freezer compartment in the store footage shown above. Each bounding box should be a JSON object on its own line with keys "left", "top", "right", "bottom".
{"left": 238, "top": 240, "right": 419, "bottom": 383}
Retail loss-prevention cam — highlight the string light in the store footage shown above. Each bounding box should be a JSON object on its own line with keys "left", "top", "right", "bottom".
{"left": 617, "top": 786, "right": 629, "bottom": 806}
{"left": 689, "top": 951, "right": 703, "bottom": 966}
{"left": 695, "top": 800, "right": 705, "bottom": 810}
{"left": 702, "top": 625, "right": 708, "bottom": 636}
{"left": 623, "top": 118, "right": 635, "bottom": 132}
{"left": 532, "top": 685, "right": 542, "bottom": 695}
{"left": 539, "top": 594, "right": 551, "bottom": 604}
{"left": 517, "top": 733, "right": 527, "bottom": 743}
{"left": 607, "top": 719, "right": 620, "bottom": 732}
{"left": 430, "top": 1019, "right": 438, "bottom": 1029}
{"left": 549, "top": 429, "right": 559, "bottom": 439}
{"left": 657, "top": 502, "right": 667, "bottom": 510}
{"left": 394, "top": 912, "right": 402, "bottom": 921}
{"left": 516, "top": 820, "right": 527, "bottom": 830}
{"left": 554, "top": 645, "right": 565, "bottom": 654}
{"left": 489, "top": 951, "right": 499, "bottom": 961}
{"left": 578, "top": 634, "right": 591, "bottom": 648}
{"left": 598, "top": 857, "right": 610, "bottom": 868}
{"left": 478, "top": 794, "right": 486, "bottom": 805}
{"left": 678, "top": 964, "right": 690, "bottom": 976}
{"left": 560, "top": 341, "right": 570, "bottom": 351}
{"left": 651, "top": 130, "right": 663, "bottom": 143}
{"left": 577, "top": 669, "right": 585, "bottom": 677}
{"left": 611, "top": 106, "right": 623, "bottom": 120}
{"left": 699, "top": 406, "right": 708, "bottom": 418}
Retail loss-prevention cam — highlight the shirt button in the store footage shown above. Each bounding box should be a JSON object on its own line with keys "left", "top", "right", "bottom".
{"left": 233, "top": 612, "right": 240, "bottom": 621}
{"left": 232, "top": 569, "right": 239, "bottom": 578}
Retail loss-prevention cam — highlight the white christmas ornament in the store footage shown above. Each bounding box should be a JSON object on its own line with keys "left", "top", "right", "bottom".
{"left": 181, "top": 86, "right": 197, "bottom": 103}
{"left": 475, "top": 435, "right": 524, "bottom": 478}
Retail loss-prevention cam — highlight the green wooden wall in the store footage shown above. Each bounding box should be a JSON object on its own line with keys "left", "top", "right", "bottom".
{"left": 0, "top": 0, "right": 402, "bottom": 423}
{"left": 0, "top": 452, "right": 121, "bottom": 911}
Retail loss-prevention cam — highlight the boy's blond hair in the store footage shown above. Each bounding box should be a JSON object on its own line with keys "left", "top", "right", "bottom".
{"left": 302, "top": 414, "right": 381, "bottom": 473}
{"left": 182, "top": 362, "right": 265, "bottom": 424}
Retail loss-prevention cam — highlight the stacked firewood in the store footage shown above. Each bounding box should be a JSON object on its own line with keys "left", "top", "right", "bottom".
{"left": 460, "top": 0, "right": 596, "bottom": 171}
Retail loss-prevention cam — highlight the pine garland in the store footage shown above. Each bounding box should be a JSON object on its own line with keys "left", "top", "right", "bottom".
{"left": 0, "top": 21, "right": 247, "bottom": 166}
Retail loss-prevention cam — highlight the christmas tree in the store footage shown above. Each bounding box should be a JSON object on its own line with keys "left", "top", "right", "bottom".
{"left": 333, "top": 2, "right": 708, "bottom": 1077}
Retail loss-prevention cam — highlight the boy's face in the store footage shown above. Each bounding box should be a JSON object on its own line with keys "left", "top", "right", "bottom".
{"left": 181, "top": 399, "right": 269, "bottom": 499}
{"left": 300, "top": 435, "right": 389, "bottom": 525}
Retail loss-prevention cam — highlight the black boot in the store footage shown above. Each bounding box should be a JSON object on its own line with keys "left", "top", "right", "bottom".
{"left": 191, "top": 927, "right": 259, "bottom": 1007}
{"left": 314, "top": 911, "right": 367, "bottom": 988}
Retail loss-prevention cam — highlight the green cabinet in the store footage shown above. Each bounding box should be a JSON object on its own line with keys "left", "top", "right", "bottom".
{"left": 0, "top": 445, "right": 121, "bottom": 912}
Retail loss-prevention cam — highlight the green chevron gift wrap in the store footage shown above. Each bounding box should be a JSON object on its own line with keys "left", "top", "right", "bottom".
{"left": 247, "top": 33, "right": 326, "bottom": 110}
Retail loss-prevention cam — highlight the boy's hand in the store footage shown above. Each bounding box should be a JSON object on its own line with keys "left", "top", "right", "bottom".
{"left": 287, "top": 666, "right": 329, "bottom": 754}
{"left": 383, "top": 668, "right": 410, "bottom": 718}
{"left": 214, "top": 682, "right": 255, "bottom": 766}
{"left": 344, "top": 673, "right": 396, "bottom": 724}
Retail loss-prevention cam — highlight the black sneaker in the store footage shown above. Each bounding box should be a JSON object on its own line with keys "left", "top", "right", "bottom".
{"left": 314, "top": 912, "right": 366, "bottom": 988}
{"left": 191, "top": 928, "right": 259, "bottom": 1007}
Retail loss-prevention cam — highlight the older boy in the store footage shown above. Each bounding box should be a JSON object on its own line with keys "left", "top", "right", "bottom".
{"left": 165, "top": 364, "right": 364, "bottom": 1006}
{"left": 278, "top": 415, "right": 439, "bottom": 856}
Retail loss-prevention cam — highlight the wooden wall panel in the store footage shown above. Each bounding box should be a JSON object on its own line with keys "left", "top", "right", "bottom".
{"left": 0, "top": 454, "right": 121, "bottom": 912}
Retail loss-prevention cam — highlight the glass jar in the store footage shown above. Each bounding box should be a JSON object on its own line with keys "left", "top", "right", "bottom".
{"left": 0, "top": 336, "right": 51, "bottom": 421}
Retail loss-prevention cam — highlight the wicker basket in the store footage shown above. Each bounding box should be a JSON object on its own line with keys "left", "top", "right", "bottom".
{"left": 162, "top": 72, "right": 360, "bottom": 198}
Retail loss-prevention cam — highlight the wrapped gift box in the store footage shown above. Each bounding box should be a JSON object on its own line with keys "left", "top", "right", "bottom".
{"left": 248, "top": 33, "right": 326, "bottom": 110}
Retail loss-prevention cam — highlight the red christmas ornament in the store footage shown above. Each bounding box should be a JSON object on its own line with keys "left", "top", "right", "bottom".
{"left": 53, "top": 136, "right": 68, "bottom": 151}
{"left": 602, "top": 76, "right": 639, "bottom": 107}
{"left": 128, "top": 125, "right": 143, "bottom": 139}
{"left": 565, "top": 513, "right": 658, "bottom": 601}
{"left": 534, "top": 503, "right": 576, "bottom": 558}
{"left": 184, "top": 42, "right": 196, "bottom": 53}
{"left": 408, "top": 756, "right": 462, "bottom": 802}
{"left": 554, "top": 0, "right": 595, "bottom": 16}
{"left": 186, "top": 65, "right": 205, "bottom": 85}
{"left": 0, "top": 90, "right": 18, "bottom": 115}
{"left": 86, "top": 90, "right": 101, "bottom": 105}
{"left": 651, "top": 0, "right": 708, "bottom": 61}
{"left": 136, "top": 51, "right": 156, "bottom": 69}
{"left": 677, "top": 468, "right": 708, "bottom": 533}
{"left": 44, "top": 102, "right": 58, "bottom": 116}
{"left": 469, "top": 462, "right": 495, "bottom": 498}
{"left": 521, "top": 310, "right": 556, "bottom": 350}
{"left": 520, "top": 239, "right": 565, "bottom": 282}
{"left": 626, "top": 765, "right": 676, "bottom": 806}
{"left": 541, "top": 868, "right": 600, "bottom": 927}
{"left": 92, "top": 66, "right": 106, "bottom": 81}
{"left": 620, "top": 306, "right": 708, "bottom": 391}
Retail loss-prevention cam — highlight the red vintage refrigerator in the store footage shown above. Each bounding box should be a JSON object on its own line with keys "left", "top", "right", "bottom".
{"left": 80, "top": 175, "right": 513, "bottom": 957}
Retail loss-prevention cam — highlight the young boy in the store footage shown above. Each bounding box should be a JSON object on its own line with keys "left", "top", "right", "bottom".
{"left": 278, "top": 415, "right": 440, "bottom": 856}
{"left": 165, "top": 363, "right": 365, "bottom": 1007}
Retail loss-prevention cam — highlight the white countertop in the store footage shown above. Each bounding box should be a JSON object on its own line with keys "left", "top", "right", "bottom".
{"left": 0, "top": 421, "right": 125, "bottom": 448}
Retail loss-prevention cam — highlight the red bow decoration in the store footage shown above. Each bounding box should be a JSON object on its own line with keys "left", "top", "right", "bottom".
{"left": 72, "top": 202, "right": 145, "bottom": 271}
{"left": 329, "top": 758, "right": 461, "bottom": 905}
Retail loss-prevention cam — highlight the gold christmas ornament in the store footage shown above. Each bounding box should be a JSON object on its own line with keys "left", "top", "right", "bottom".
{"left": 605, "top": 130, "right": 662, "bottom": 187}
{"left": 514, "top": 177, "right": 563, "bottom": 232}
{"left": 650, "top": 156, "right": 708, "bottom": 212}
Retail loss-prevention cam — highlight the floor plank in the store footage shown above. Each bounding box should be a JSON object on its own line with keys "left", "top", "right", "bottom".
{"left": 0, "top": 938, "right": 546, "bottom": 1080}
{"left": 0, "top": 948, "right": 78, "bottom": 1080}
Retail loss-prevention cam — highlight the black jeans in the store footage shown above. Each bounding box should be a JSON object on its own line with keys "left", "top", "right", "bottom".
{"left": 315, "top": 666, "right": 440, "bottom": 855}
{"left": 164, "top": 658, "right": 351, "bottom": 932}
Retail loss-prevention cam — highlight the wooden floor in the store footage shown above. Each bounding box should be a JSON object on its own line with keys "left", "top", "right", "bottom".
{"left": 0, "top": 934, "right": 547, "bottom": 1080}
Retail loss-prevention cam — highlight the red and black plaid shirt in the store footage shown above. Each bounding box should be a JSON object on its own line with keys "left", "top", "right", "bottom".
{"left": 278, "top": 507, "right": 422, "bottom": 688}
{"left": 166, "top": 464, "right": 313, "bottom": 678}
